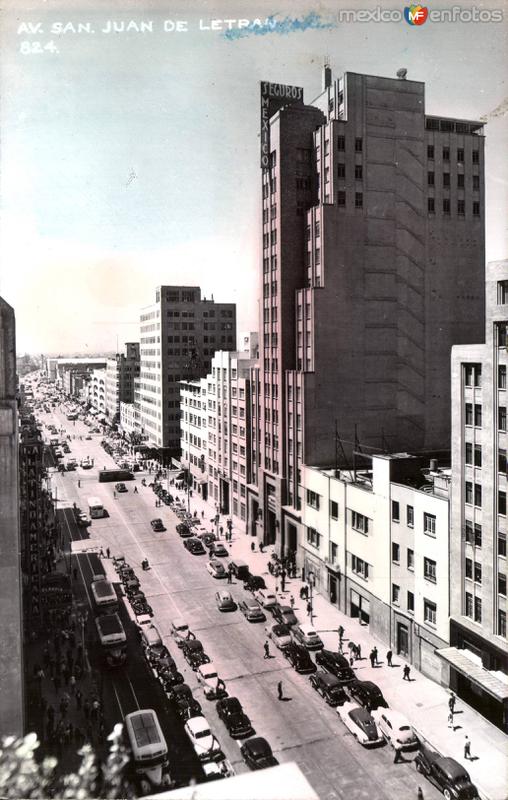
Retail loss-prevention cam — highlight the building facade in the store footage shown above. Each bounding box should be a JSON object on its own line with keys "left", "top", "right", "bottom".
{"left": 298, "top": 453, "right": 451, "bottom": 682}
{"left": 0, "top": 298, "right": 24, "bottom": 737}
{"left": 138, "top": 286, "right": 236, "bottom": 460}
{"left": 86, "top": 368, "right": 107, "bottom": 415}
{"left": 105, "top": 342, "right": 140, "bottom": 422}
{"left": 448, "top": 260, "right": 508, "bottom": 732}
{"left": 253, "top": 69, "right": 486, "bottom": 554}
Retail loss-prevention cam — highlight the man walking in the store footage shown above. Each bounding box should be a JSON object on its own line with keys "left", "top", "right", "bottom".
{"left": 386, "top": 650, "right": 393, "bottom": 667}
{"left": 277, "top": 681, "right": 283, "bottom": 701}
{"left": 464, "top": 736, "right": 471, "bottom": 760}
{"left": 448, "top": 692, "right": 456, "bottom": 715}
{"left": 263, "top": 641, "right": 270, "bottom": 659}
{"left": 403, "top": 664, "right": 411, "bottom": 681}
{"left": 369, "top": 649, "right": 376, "bottom": 668}
{"left": 448, "top": 710, "right": 454, "bottom": 729}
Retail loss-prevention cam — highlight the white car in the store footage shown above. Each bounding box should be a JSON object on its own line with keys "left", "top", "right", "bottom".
{"left": 170, "top": 618, "right": 190, "bottom": 647}
{"left": 253, "top": 588, "right": 278, "bottom": 608}
{"left": 184, "top": 715, "right": 222, "bottom": 761}
{"left": 292, "top": 623, "right": 324, "bottom": 650}
{"left": 265, "top": 621, "right": 292, "bottom": 650}
{"left": 337, "top": 702, "right": 384, "bottom": 747}
{"left": 206, "top": 559, "right": 226, "bottom": 579}
{"left": 196, "top": 662, "right": 227, "bottom": 699}
{"left": 371, "top": 708, "right": 418, "bottom": 749}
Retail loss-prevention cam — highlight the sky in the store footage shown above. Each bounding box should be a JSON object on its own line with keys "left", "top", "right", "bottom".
{"left": 1, "top": 0, "right": 507, "bottom": 354}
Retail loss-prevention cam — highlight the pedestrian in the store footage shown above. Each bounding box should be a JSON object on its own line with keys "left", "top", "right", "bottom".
{"left": 281, "top": 575, "right": 286, "bottom": 592}
{"left": 338, "top": 624, "right": 344, "bottom": 640}
{"left": 464, "top": 736, "right": 471, "bottom": 760}
{"left": 290, "top": 595, "right": 295, "bottom": 608}
{"left": 91, "top": 698, "right": 100, "bottom": 721}
{"left": 83, "top": 699, "right": 90, "bottom": 721}
{"left": 356, "top": 643, "right": 362, "bottom": 660}
{"left": 373, "top": 647, "right": 379, "bottom": 665}
{"left": 251, "top": 541, "right": 255, "bottom": 552}
{"left": 393, "top": 744, "right": 403, "bottom": 763}
{"left": 277, "top": 681, "right": 283, "bottom": 700}
{"left": 264, "top": 641, "right": 270, "bottom": 659}
{"left": 106, "top": 547, "right": 110, "bottom": 559}
{"left": 448, "top": 711, "right": 454, "bottom": 729}
{"left": 417, "top": 787, "right": 424, "bottom": 800}
{"left": 369, "top": 649, "right": 376, "bottom": 668}
{"left": 75, "top": 688, "right": 82, "bottom": 710}
{"left": 403, "top": 664, "right": 411, "bottom": 681}
{"left": 386, "top": 650, "right": 393, "bottom": 667}
{"left": 134, "top": 486, "right": 138, "bottom": 493}
{"left": 113, "top": 490, "right": 117, "bottom": 499}
{"left": 275, "top": 582, "right": 279, "bottom": 594}
{"left": 299, "top": 586, "right": 305, "bottom": 600}
{"left": 201, "top": 510, "right": 204, "bottom": 518}
{"left": 448, "top": 692, "right": 456, "bottom": 714}
{"left": 306, "top": 601, "right": 312, "bottom": 617}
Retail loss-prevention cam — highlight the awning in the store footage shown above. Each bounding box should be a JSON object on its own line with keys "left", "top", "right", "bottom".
{"left": 436, "top": 646, "right": 508, "bottom": 701}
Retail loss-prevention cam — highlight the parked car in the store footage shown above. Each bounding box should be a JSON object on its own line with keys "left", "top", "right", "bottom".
{"left": 271, "top": 603, "right": 298, "bottom": 627}
{"left": 196, "top": 662, "right": 227, "bottom": 699}
{"left": 169, "top": 684, "right": 202, "bottom": 719}
{"left": 139, "top": 622, "right": 168, "bottom": 664}
{"left": 160, "top": 670, "right": 185, "bottom": 691}
{"left": 154, "top": 652, "right": 178, "bottom": 677}
{"left": 199, "top": 532, "right": 216, "bottom": 547}
{"left": 176, "top": 523, "right": 192, "bottom": 537}
{"left": 244, "top": 574, "right": 266, "bottom": 592}
{"left": 240, "top": 737, "right": 278, "bottom": 771}
{"left": 206, "top": 559, "right": 227, "bottom": 579}
{"left": 292, "top": 623, "right": 324, "bottom": 650}
{"left": 310, "top": 671, "right": 348, "bottom": 706}
{"left": 215, "top": 590, "right": 236, "bottom": 612}
{"left": 182, "top": 639, "right": 210, "bottom": 670}
{"left": 76, "top": 511, "right": 90, "bottom": 527}
{"left": 371, "top": 708, "right": 418, "bottom": 749}
{"left": 253, "top": 588, "right": 277, "bottom": 608}
{"left": 415, "top": 744, "right": 480, "bottom": 799}
{"left": 216, "top": 697, "right": 254, "bottom": 739}
{"left": 170, "top": 618, "right": 190, "bottom": 647}
{"left": 264, "top": 621, "right": 292, "bottom": 650}
{"left": 209, "top": 542, "right": 229, "bottom": 558}
{"left": 115, "top": 482, "right": 127, "bottom": 492}
{"left": 184, "top": 537, "right": 206, "bottom": 555}
{"left": 184, "top": 716, "right": 222, "bottom": 762}
{"left": 151, "top": 518, "right": 165, "bottom": 532}
{"left": 315, "top": 649, "right": 355, "bottom": 684}
{"left": 337, "top": 702, "right": 384, "bottom": 747}
{"left": 283, "top": 643, "right": 316, "bottom": 674}
{"left": 348, "top": 680, "right": 389, "bottom": 710}
{"left": 238, "top": 599, "right": 266, "bottom": 623}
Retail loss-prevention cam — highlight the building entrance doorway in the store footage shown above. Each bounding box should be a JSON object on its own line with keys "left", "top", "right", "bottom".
{"left": 397, "top": 622, "right": 409, "bottom": 657}
{"left": 219, "top": 479, "right": 229, "bottom": 514}
{"left": 266, "top": 509, "right": 276, "bottom": 545}
{"left": 329, "top": 575, "right": 338, "bottom": 606}
{"left": 286, "top": 523, "right": 297, "bottom": 555}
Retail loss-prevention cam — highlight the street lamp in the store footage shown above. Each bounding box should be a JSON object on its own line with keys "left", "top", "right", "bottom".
{"left": 308, "top": 570, "right": 315, "bottom": 621}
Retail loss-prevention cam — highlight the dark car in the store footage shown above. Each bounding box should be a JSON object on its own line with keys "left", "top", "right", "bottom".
{"left": 310, "top": 671, "right": 348, "bottom": 706}
{"left": 177, "top": 523, "right": 193, "bottom": 538}
{"left": 184, "top": 537, "right": 206, "bottom": 555}
{"left": 182, "top": 639, "right": 210, "bottom": 670}
{"left": 245, "top": 574, "right": 266, "bottom": 592}
{"left": 169, "top": 684, "right": 202, "bottom": 719}
{"left": 272, "top": 603, "right": 298, "bottom": 627}
{"left": 131, "top": 599, "right": 153, "bottom": 617}
{"left": 209, "top": 542, "right": 228, "bottom": 558}
{"left": 154, "top": 652, "right": 178, "bottom": 676}
{"left": 240, "top": 737, "right": 278, "bottom": 771}
{"left": 216, "top": 697, "right": 254, "bottom": 739}
{"left": 199, "top": 532, "right": 216, "bottom": 547}
{"left": 160, "top": 670, "right": 185, "bottom": 690}
{"left": 315, "top": 649, "right": 356, "bottom": 684}
{"left": 415, "top": 745, "right": 480, "bottom": 799}
{"left": 115, "top": 482, "right": 128, "bottom": 492}
{"left": 348, "top": 680, "right": 388, "bottom": 710}
{"left": 284, "top": 642, "right": 316, "bottom": 674}
{"left": 150, "top": 518, "right": 165, "bottom": 532}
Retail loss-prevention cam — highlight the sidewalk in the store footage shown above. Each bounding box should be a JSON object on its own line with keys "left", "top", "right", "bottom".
{"left": 159, "top": 480, "right": 507, "bottom": 800}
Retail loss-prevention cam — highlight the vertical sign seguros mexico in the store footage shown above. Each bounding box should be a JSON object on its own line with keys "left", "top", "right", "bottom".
{"left": 260, "top": 81, "right": 304, "bottom": 168}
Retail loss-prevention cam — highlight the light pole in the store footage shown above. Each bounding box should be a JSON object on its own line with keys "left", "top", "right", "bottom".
{"left": 308, "top": 570, "right": 315, "bottom": 621}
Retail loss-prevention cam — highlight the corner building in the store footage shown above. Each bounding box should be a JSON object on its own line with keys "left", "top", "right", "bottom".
{"left": 253, "top": 70, "right": 485, "bottom": 552}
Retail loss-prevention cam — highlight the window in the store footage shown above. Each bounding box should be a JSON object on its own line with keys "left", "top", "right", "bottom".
{"left": 458, "top": 200, "right": 465, "bottom": 216}
{"left": 407, "top": 505, "right": 414, "bottom": 527}
{"left": 457, "top": 148, "right": 464, "bottom": 162}
{"left": 474, "top": 445, "right": 482, "bottom": 468}
{"left": 473, "top": 201, "right": 480, "bottom": 217}
{"left": 355, "top": 192, "right": 363, "bottom": 209}
{"left": 499, "top": 281, "right": 508, "bottom": 305}
{"left": 499, "top": 610, "right": 507, "bottom": 637}
{"left": 424, "top": 599, "right": 437, "bottom": 625}
{"left": 427, "top": 145, "right": 434, "bottom": 159}
{"left": 338, "top": 190, "right": 346, "bottom": 207}
{"left": 500, "top": 449, "right": 507, "bottom": 474}
{"left": 337, "top": 135, "right": 345, "bottom": 151}
{"left": 499, "top": 365, "right": 507, "bottom": 389}
{"left": 392, "top": 543, "right": 400, "bottom": 563}
{"left": 443, "top": 146, "right": 450, "bottom": 161}
{"left": 392, "top": 500, "right": 400, "bottom": 522}
{"left": 499, "top": 532, "right": 507, "bottom": 557}
{"left": 355, "top": 137, "right": 363, "bottom": 152}
{"left": 355, "top": 164, "right": 363, "bottom": 180}
{"left": 351, "top": 555, "right": 369, "bottom": 579}
{"left": 497, "top": 323, "right": 508, "bottom": 348}
{"left": 465, "top": 442, "right": 473, "bottom": 465}
{"left": 351, "top": 511, "right": 369, "bottom": 534}
{"left": 443, "top": 198, "right": 451, "bottom": 215}
{"left": 306, "top": 489, "right": 320, "bottom": 510}
{"left": 498, "top": 573, "right": 506, "bottom": 596}
{"left": 465, "top": 592, "right": 473, "bottom": 617}
{"left": 392, "top": 584, "right": 400, "bottom": 604}
{"left": 473, "top": 175, "right": 480, "bottom": 190}
{"left": 474, "top": 597, "right": 482, "bottom": 623}
{"left": 465, "top": 403, "right": 473, "bottom": 425}
{"left": 307, "top": 527, "right": 320, "bottom": 548}
{"left": 427, "top": 171, "right": 435, "bottom": 186}
{"left": 330, "top": 500, "right": 339, "bottom": 520}
{"left": 465, "top": 481, "right": 473, "bottom": 504}
{"left": 443, "top": 172, "right": 450, "bottom": 187}
{"left": 407, "top": 549, "right": 414, "bottom": 570}
{"left": 465, "top": 521, "right": 482, "bottom": 548}
{"left": 428, "top": 198, "right": 435, "bottom": 213}
{"left": 474, "top": 483, "right": 482, "bottom": 508}
{"left": 472, "top": 150, "right": 479, "bottom": 164}
{"left": 464, "top": 364, "right": 482, "bottom": 387}
{"left": 407, "top": 591, "right": 414, "bottom": 612}
{"left": 457, "top": 173, "right": 465, "bottom": 188}
{"left": 474, "top": 404, "right": 482, "bottom": 427}
{"left": 424, "top": 513, "right": 436, "bottom": 536}
{"left": 424, "top": 557, "right": 437, "bottom": 583}
{"left": 499, "top": 490, "right": 506, "bottom": 516}
{"left": 338, "top": 163, "right": 345, "bottom": 178}
{"left": 499, "top": 406, "right": 507, "bottom": 431}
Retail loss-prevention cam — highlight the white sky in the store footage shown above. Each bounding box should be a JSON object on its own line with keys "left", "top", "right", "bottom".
{"left": 1, "top": 0, "right": 507, "bottom": 354}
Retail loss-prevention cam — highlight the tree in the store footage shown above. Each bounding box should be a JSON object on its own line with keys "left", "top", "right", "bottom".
{"left": 0, "top": 725, "right": 133, "bottom": 799}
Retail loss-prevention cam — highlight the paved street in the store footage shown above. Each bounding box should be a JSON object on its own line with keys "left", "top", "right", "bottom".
{"left": 42, "top": 403, "right": 445, "bottom": 800}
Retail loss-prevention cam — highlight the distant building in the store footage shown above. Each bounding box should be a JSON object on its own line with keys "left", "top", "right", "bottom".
{"left": 0, "top": 297, "right": 24, "bottom": 737}
{"left": 85, "top": 368, "right": 107, "bottom": 415}
{"left": 105, "top": 342, "right": 140, "bottom": 423}
{"left": 47, "top": 357, "right": 108, "bottom": 386}
{"left": 447, "top": 260, "right": 508, "bottom": 732}
{"left": 138, "top": 286, "right": 236, "bottom": 461}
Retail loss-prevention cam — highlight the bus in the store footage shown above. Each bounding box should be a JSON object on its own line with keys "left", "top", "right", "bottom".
{"left": 87, "top": 496, "right": 105, "bottom": 519}
{"left": 99, "top": 468, "right": 134, "bottom": 483}
{"left": 90, "top": 575, "right": 118, "bottom": 614}
{"left": 95, "top": 613, "right": 127, "bottom": 667}
{"left": 124, "top": 709, "right": 171, "bottom": 794}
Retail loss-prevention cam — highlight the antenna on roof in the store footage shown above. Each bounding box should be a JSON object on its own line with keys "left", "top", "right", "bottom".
{"left": 323, "top": 56, "right": 332, "bottom": 90}
{"left": 396, "top": 68, "right": 408, "bottom": 80}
